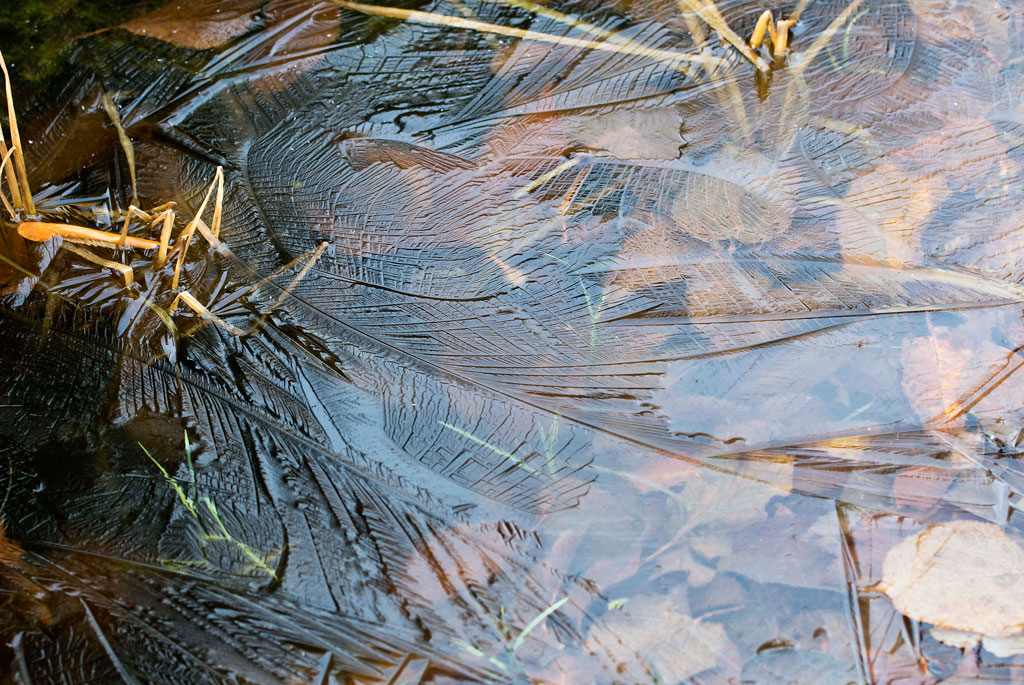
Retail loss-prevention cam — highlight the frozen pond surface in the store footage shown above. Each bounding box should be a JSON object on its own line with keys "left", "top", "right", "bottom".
{"left": 1, "top": 0, "right": 1024, "bottom": 681}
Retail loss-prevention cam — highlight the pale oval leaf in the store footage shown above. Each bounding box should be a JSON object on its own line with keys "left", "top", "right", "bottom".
{"left": 881, "top": 520, "right": 1024, "bottom": 639}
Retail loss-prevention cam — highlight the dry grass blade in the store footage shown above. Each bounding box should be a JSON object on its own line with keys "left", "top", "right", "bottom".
{"left": 170, "top": 243, "right": 327, "bottom": 338}
{"left": 171, "top": 167, "right": 223, "bottom": 290}
{"left": 787, "top": 0, "right": 814, "bottom": 22}
{"left": 0, "top": 141, "right": 21, "bottom": 212}
{"left": 101, "top": 93, "right": 138, "bottom": 206}
{"left": 514, "top": 156, "right": 581, "bottom": 198}
{"left": 512, "top": 597, "right": 569, "bottom": 651}
{"left": 264, "top": 241, "right": 328, "bottom": 314}
{"left": 493, "top": 0, "right": 701, "bottom": 72}
{"left": 749, "top": 10, "right": 772, "bottom": 49}
{"left": 63, "top": 243, "right": 134, "bottom": 286}
{"left": 683, "top": 6, "right": 708, "bottom": 46}
{"left": 492, "top": 0, "right": 750, "bottom": 140}
{"left": 192, "top": 218, "right": 226, "bottom": 254}
{"left": 931, "top": 345, "right": 1024, "bottom": 425}
{"left": 776, "top": 0, "right": 866, "bottom": 151}
{"left": 0, "top": 51, "right": 33, "bottom": 215}
{"left": 0, "top": 251, "right": 42, "bottom": 282}
{"left": 0, "top": 55, "right": 24, "bottom": 212}
{"left": 0, "top": 147, "right": 16, "bottom": 219}
{"left": 118, "top": 205, "right": 151, "bottom": 245}
{"left": 495, "top": 0, "right": 618, "bottom": 41}
{"left": 790, "top": 0, "right": 867, "bottom": 77}
{"left": 329, "top": 0, "right": 725, "bottom": 69}
{"left": 773, "top": 19, "right": 795, "bottom": 57}
{"left": 679, "top": 5, "right": 751, "bottom": 144}
{"left": 211, "top": 169, "right": 223, "bottom": 238}
{"left": 676, "top": 0, "right": 768, "bottom": 71}
{"left": 171, "top": 290, "right": 248, "bottom": 336}
{"left": 156, "top": 209, "right": 175, "bottom": 267}
{"left": 557, "top": 164, "right": 589, "bottom": 214}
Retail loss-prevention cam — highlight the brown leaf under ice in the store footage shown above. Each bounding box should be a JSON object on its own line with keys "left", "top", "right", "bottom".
{"left": 878, "top": 520, "right": 1024, "bottom": 641}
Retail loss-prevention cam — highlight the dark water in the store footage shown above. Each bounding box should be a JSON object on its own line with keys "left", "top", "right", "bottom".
{"left": 1, "top": 0, "right": 1023, "bottom": 681}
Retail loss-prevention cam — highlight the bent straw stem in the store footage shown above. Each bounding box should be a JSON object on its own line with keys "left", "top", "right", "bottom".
{"left": 0, "top": 92, "right": 22, "bottom": 213}
{"left": 0, "top": 140, "right": 21, "bottom": 212}
{"left": 0, "top": 51, "right": 33, "bottom": 215}
{"left": 492, "top": 0, "right": 703, "bottom": 75}
{"left": 171, "top": 291, "right": 248, "bottom": 336}
{"left": 63, "top": 243, "right": 134, "bottom": 287}
{"left": 101, "top": 93, "right": 139, "bottom": 207}
{"left": 330, "top": 0, "right": 726, "bottom": 69}
{"left": 157, "top": 209, "right": 174, "bottom": 267}
{"left": 790, "top": 0, "right": 866, "bottom": 78}
{"left": 0, "top": 147, "right": 16, "bottom": 218}
{"left": 676, "top": 0, "right": 769, "bottom": 71}
{"left": 773, "top": 19, "right": 796, "bottom": 57}
{"left": 494, "top": 0, "right": 750, "bottom": 140}
{"left": 171, "top": 167, "right": 222, "bottom": 290}
{"left": 777, "top": 0, "right": 866, "bottom": 147}
{"left": 749, "top": 10, "right": 773, "bottom": 49}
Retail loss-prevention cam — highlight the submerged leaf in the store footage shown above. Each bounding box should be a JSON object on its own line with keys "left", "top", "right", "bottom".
{"left": 584, "top": 594, "right": 733, "bottom": 681}
{"left": 120, "top": 0, "right": 261, "bottom": 50}
{"left": 878, "top": 520, "right": 1024, "bottom": 639}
